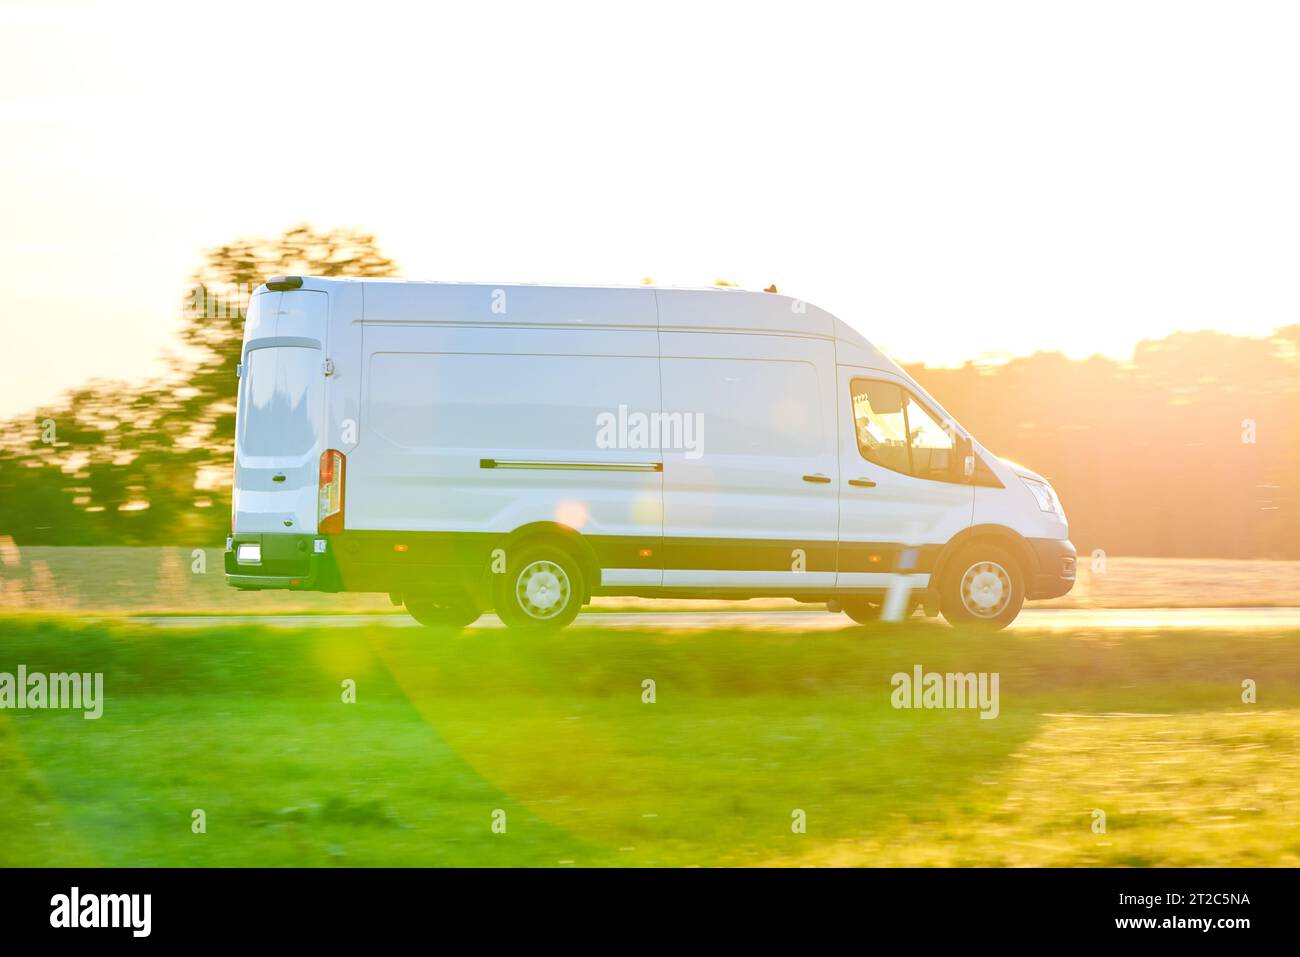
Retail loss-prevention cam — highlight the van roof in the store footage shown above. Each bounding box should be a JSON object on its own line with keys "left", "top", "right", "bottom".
{"left": 271, "top": 275, "right": 759, "bottom": 292}
{"left": 261, "top": 276, "right": 900, "bottom": 372}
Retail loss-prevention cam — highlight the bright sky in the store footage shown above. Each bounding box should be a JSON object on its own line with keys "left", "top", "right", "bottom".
{"left": 2, "top": 0, "right": 1298, "bottom": 417}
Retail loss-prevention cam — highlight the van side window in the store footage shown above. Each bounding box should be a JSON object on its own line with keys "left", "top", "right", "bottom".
{"left": 851, "top": 379, "right": 911, "bottom": 474}
{"left": 851, "top": 378, "right": 957, "bottom": 481}
{"left": 904, "top": 393, "right": 955, "bottom": 480}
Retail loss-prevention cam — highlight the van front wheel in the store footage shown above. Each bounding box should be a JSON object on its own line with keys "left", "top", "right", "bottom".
{"left": 939, "top": 544, "right": 1024, "bottom": 630}
{"left": 494, "top": 543, "right": 585, "bottom": 632}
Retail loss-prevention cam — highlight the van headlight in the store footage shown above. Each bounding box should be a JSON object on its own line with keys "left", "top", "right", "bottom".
{"left": 1021, "top": 477, "right": 1062, "bottom": 516}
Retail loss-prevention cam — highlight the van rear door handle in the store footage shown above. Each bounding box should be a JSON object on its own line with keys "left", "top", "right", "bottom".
{"left": 802, "top": 474, "right": 832, "bottom": 484}
{"left": 848, "top": 478, "right": 877, "bottom": 488}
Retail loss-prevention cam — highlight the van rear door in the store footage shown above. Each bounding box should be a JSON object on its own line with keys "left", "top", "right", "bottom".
{"left": 232, "top": 289, "right": 330, "bottom": 534}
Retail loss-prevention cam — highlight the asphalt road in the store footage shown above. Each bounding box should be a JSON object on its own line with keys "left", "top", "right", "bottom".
{"left": 130, "top": 607, "right": 1300, "bottom": 631}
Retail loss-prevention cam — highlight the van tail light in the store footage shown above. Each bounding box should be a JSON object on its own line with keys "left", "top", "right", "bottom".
{"left": 318, "top": 449, "right": 346, "bottom": 534}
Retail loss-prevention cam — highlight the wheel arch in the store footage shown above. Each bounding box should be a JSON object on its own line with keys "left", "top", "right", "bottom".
{"left": 933, "top": 524, "right": 1035, "bottom": 587}
{"left": 494, "top": 521, "right": 598, "bottom": 603}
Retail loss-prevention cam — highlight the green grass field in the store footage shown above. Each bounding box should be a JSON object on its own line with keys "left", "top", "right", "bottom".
{"left": 1, "top": 615, "right": 1298, "bottom": 866}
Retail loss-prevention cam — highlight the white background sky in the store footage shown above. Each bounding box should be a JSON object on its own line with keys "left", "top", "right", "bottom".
{"left": 1, "top": 0, "right": 1297, "bottom": 417}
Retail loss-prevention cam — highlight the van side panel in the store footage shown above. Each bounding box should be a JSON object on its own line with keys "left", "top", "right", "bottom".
{"left": 339, "top": 287, "right": 663, "bottom": 593}
{"left": 359, "top": 281, "right": 658, "bottom": 329}
{"left": 657, "top": 330, "right": 839, "bottom": 588}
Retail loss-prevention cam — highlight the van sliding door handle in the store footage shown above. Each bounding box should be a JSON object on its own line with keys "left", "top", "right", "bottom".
{"left": 848, "top": 478, "right": 877, "bottom": 488}
{"left": 802, "top": 474, "right": 832, "bottom": 484}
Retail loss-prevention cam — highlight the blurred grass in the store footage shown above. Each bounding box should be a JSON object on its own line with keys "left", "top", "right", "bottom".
{"left": 1, "top": 547, "right": 1299, "bottom": 615}
{"left": 1, "top": 615, "right": 1298, "bottom": 866}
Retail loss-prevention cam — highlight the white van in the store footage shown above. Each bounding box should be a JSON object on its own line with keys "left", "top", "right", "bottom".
{"left": 226, "top": 276, "right": 1075, "bottom": 630}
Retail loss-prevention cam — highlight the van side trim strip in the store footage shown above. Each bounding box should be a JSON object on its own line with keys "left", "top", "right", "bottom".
{"left": 479, "top": 458, "right": 663, "bottom": 472}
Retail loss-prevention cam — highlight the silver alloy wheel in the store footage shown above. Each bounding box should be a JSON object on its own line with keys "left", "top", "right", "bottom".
{"left": 515, "top": 559, "right": 571, "bottom": 620}
{"left": 959, "top": 560, "right": 1011, "bottom": 618}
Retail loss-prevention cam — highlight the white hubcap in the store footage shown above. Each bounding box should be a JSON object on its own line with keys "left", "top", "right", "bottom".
{"left": 516, "top": 560, "right": 571, "bottom": 620}
{"left": 960, "top": 561, "right": 1011, "bottom": 617}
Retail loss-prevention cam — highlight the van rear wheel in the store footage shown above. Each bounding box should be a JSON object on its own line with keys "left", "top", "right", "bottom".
{"left": 494, "top": 543, "right": 585, "bottom": 632}
{"left": 405, "top": 596, "right": 481, "bottom": 630}
{"left": 840, "top": 598, "right": 883, "bottom": 625}
{"left": 841, "top": 597, "right": 923, "bottom": 625}
{"left": 939, "top": 544, "right": 1024, "bottom": 630}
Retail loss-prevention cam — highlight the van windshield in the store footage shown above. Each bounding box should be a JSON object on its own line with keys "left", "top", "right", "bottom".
{"left": 239, "top": 345, "right": 323, "bottom": 457}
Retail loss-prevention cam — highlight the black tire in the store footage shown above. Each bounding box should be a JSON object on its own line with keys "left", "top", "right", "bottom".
{"left": 405, "top": 596, "right": 482, "bottom": 629}
{"left": 939, "top": 544, "right": 1024, "bottom": 630}
{"left": 493, "top": 542, "right": 585, "bottom": 632}
{"left": 841, "top": 597, "right": 883, "bottom": 625}
{"left": 842, "top": 596, "right": 922, "bottom": 625}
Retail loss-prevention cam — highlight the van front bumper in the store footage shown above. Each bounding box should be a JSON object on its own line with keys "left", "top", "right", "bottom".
{"left": 225, "top": 532, "right": 339, "bottom": 591}
{"left": 1026, "top": 537, "right": 1076, "bottom": 599}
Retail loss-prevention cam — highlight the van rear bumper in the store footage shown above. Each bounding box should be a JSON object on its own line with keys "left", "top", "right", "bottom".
{"left": 225, "top": 532, "right": 339, "bottom": 591}
{"left": 1025, "top": 537, "right": 1076, "bottom": 599}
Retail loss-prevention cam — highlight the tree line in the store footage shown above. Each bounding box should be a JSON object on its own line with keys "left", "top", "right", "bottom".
{"left": 907, "top": 327, "right": 1300, "bottom": 558}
